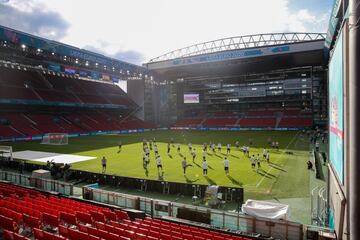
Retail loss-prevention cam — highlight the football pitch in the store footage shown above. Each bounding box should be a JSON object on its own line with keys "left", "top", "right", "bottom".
{"left": 6, "top": 130, "right": 311, "bottom": 200}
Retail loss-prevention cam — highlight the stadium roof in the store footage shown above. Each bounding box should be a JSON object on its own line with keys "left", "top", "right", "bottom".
{"left": 148, "top": 33, "right": 326, "bottom": 63}
{"left": 0, "top": 25, "right": 148, "bottom": 74}
{"left": 145, "top": 33, "right": 326, "bottom": 77}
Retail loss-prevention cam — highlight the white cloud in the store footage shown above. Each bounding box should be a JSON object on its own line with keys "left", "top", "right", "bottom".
{"left": 285, "top": 8, "right": 329, "bottom": 33}
{"left": 0, "top": 0, "right": 69, "bottom": 40}
{"left": 2, "top": 0, "right": 330, "bottom": 64}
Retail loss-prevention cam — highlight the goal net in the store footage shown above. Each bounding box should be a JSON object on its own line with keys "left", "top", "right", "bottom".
{"left": 0, "top": 145, "right": 13, "bottom": 161}
{"left": 41, "top": 133, "right": 68, "bottom": 145}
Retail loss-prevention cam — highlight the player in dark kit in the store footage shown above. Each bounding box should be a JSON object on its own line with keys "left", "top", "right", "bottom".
{"left": 117, "top": 141, "right": 122, "bottom": 153}
{"left": 167, "top": 143, "right": 171, "bottom": 154}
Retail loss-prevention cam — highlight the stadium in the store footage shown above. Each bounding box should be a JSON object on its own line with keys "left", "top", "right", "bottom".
{"left": 0, "top": 0, "right": 357, "bottom": 239}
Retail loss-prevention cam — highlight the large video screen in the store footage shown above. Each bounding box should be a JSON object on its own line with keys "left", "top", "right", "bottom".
{"left": 329, "top": 30, "right": 344, "bottom": 184}
{"left": 184, "top": 93, "right": 199, "bottom": 104}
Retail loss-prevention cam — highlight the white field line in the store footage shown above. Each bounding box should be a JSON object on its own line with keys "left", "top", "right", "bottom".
{"left": 255, "top": 131, "right": 301, "bottom": 188}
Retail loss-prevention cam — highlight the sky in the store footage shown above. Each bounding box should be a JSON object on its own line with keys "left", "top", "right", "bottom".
{"left": 0, "top": 0, "right": 333, "bottom": 65}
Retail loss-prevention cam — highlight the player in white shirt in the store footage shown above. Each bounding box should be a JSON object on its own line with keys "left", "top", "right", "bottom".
{"left": 217, "top": 143, "right": 222, "bottom": 152}
{"left": 202, "top": 160, "right": 208, "bottom": 175}
{"left": 202, "top": 150, "right": 207, "bottom": 161}
{"left": 263, "top": 148, "right": 267, "bottom": 159}
{"left": 188, "top": 143, "right": 192, "bottom": 151}
{"left": 211, "top": 143, "right": 216, "bottom": 153}
{"left": 223, "top": 157, "right": 230, "bottom": 176}
{"left": 143, "top": 154, "right": 149, "bottom": 169}
{"left": 191, "top": 148, "right": 196, "bottom": 162}
{"left": 154, "top": 145, "right": 158, "bottom": 155}
{"left": 246, "top": 146, "right": 250, "bottom": 157}
{"left": 250, "top": 155, "right": 256, "bottom": 169}
{"left": 226, "top": 144, "right": 231, "bottom": 154}
{"left": 156, "top": 156, "right": 163, "bottom": 172}
{"left": 257, "top": 154, "right": 261, "bottom": 168}
{"left": 266, "top": 153, "right": 270, "bottom": 164}
{"left": 177, "top": 143, "right": 181, "bottom": 153}
{"left": 181, "top": 157, "right": 193, "bottom": 174}
{"left": 235, "top": 141, "right": 239, "bottom": 149}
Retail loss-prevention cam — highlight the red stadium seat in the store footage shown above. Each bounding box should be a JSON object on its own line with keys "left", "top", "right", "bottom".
{"left": 60, "top": 212, "right": 77, "bottom": 226}
{"left": 102, "top": 210, "right": 117, "bottom": 221}
{"left": 58, "top": 225, "right": 69, "bottom": 238}
{"left": 76, "top": 211, "right": 93, "bottom": 225}
{"left": 3, "top": 230, "right": 14, "bottom": 240}
{"left": 33, "top": 228, "right": 44, "bottom": 240}
{"left": 89, "top": 210, "right": 106, "bottom": 222}
{"left": 42, "top": 213, "right": 59, "bottom": 227}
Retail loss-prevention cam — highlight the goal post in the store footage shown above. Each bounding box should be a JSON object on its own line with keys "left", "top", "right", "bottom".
{"left": 0, "top": 145, "right": 13, "bottom": 161}
{"left": 41, "top": 133, "right": 68, "bottom": 145}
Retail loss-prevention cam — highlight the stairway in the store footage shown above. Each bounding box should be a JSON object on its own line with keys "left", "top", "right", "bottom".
{"left": 275, "top": 112, "right": 283, "bottom": 128}
{"left": 199, "top": 118, "right": 207, "bottom": 127}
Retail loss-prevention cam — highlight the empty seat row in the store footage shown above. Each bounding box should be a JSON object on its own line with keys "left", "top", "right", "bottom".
{"left": 0, "top": 182, "right": 249, "bottom": 240}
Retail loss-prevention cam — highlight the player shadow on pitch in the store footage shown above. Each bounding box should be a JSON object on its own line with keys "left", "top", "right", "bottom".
{"left": 157, "top": 171, "right": 164, "bottom": 180}
{"left": 256, "top": 169, "right": 277, "bottom": 179}
{"left": 168, "top": 154, "right": 173, "bottom": 159}
{"left": 227, "top": 175, "right": 243, "bottom": 186}
{"left": 204, "top": 176, "right": 216, "bottom": 185}
{"left": 144, "top": 168, "right": 149, "bottom": 177}
{"left": 269, "top": 163, "right": 286, "bottom": 172}
{"left": 214, "top": 154, "right": 222, "bottom": 159}
{"left": 193, "top": 162, "right": 202, "bottom": 168}
{"left": 230, "top": 154, "right": 239, "bottom": 159}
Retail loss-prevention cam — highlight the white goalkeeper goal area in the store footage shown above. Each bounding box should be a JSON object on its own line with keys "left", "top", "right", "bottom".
{"left": 41, "top": 133, "right": 68, "bottom": 145}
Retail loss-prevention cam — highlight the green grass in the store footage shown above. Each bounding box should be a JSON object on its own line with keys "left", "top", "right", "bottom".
{"left": 6, "top": 130, "right": 311, "bottom": 200}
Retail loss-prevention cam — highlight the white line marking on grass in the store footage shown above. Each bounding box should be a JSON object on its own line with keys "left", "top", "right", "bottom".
{"left": 255, "top": 131, "right": 300, "bottom": 188}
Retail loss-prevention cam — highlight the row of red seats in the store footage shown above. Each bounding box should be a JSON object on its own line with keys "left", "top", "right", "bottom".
{"left": 0, "top": 183, "right": 250, "bottom": 240}
{"left": 129, "top": 217, "right": 250, "bottom": 240}
{"left": 203, "top": 118, "right": 237, "bottom": 127}
{"left": 0, "top": 125, "right": 21, "bottom": 137}
{"left": 175, "top": 116, "right": 312, "bottom": 128}
{"left": 0, "top": 182, "right": 41, "bottom": 197}
{"left": 0, "top": 66, "right": 134, "bottom": 107}
{"left": 278, "top": 118, "right": 313, "bottom": 127}
{"left": 0, "top": 183, "right": 132, "bottom": 239}
{"left": 174, "top": 118, "right": 203, "bottom": 127}
{"left": 0, "top": 112, "right": 157, "bottom": 138}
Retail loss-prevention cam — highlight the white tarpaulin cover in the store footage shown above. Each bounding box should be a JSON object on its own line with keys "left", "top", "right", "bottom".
{"left": 241, "top": 199, "right": 290, "bottom": 220}
{"left": 10, "top": 150, "right": 95, "bottom": 164}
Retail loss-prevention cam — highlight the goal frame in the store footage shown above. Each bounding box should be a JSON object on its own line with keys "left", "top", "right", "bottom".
{"left": 0, "top": 145, "right": 13, "bottom": 161}
{"left": 41, "top": 133, "right": 68, "bottom": 145}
